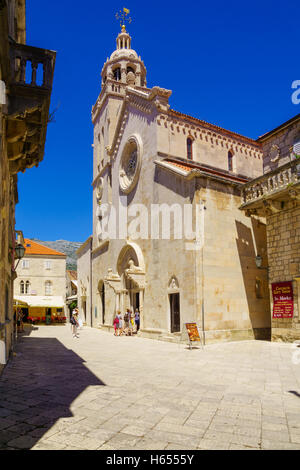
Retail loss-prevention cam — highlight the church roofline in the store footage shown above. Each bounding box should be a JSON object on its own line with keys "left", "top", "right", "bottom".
{"left": 257, "top": 113, "right": 300, "bottom": 142}
{"left": 169, "top": 109, "right": 261, "bottom": 149}
{"left": 155, "top": 155, "right": 250, "bottom": 185}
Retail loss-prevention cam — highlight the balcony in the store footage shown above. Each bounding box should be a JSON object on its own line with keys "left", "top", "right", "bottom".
{"left": 6, "top": 42, "right": 56, "bottom": 174}
{"left": 240, "top": 159, "right": 300, "bottom": 217}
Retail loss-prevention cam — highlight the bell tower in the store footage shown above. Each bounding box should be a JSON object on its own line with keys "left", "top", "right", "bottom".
{"left": 101, "top": 17, "right": 147, "bottom": 89}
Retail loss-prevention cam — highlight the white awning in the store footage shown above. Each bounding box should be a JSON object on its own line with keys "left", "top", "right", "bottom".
{"left": 14, "top": 295, "right": 65, "bottom": 308}
{"left": 14, "top": 298, "right": 29, "bottom": 307}
{"left": 71, "top": 280, "right": 78, "bottom": 288}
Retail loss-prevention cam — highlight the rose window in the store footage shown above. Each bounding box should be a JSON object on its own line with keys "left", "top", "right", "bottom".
{"left": 119, "top": 135, "right": 142, "bottom": 194}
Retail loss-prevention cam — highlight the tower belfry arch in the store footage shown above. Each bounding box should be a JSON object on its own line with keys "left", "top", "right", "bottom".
{"left": 100, "top": 15, "right": 147, "bottom": 89}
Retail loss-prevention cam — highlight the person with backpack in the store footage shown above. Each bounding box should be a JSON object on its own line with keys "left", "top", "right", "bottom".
{"left": 135, "top": 308, "right": 140, "bottom": 332}
{"left": 70, "top": 311, "right": 79, "bottom": 338}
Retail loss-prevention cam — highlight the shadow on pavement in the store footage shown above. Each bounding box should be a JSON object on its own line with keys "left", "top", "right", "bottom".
{"left": 0, "top": 334, "right": 105, "bottom": 450}
{"left": 288, "top": 390, "right": 300, "bottom": 398}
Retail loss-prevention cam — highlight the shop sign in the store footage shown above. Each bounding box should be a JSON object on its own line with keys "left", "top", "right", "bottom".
{"left": 185, "top": 322, "right": 203, "bottom": 349}
{"left": 272, "top": 281, "right": 294, "bottom": 319}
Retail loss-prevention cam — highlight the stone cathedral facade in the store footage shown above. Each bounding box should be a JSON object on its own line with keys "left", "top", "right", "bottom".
{"left": 77, "top": 25, "right": 273, "bottom": 343}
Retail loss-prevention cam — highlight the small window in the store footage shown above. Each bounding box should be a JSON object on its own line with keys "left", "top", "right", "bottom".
{"left": 127, "top": 66, "right": 135, "bottom": 74}
{"left": 187, "top": 138, "right": 193, "bottom": 160}
{"left": 113, "top": 67, "right": 121, "bottom": 81}
{"left": 45, "top": 261, "right": 52, "bottom": 270}
{"left": 45, "top": 281, "right": 52, "bottom": 295}
{"left": 25, "top": 281, "right": 30, "bottom": 294}
{"left": 22, "top": 260, "right": 29, "bottom": 269}
{"left": 20, "top": 281, "right": 25, "bottom": 294}
{"left": 228, "top": 151, "right": 233, "bottom": 171}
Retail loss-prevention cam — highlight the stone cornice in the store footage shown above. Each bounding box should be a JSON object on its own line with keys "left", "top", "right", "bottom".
{"left": 158, "top": 109, "right": 262, "bottom": 158}
{"left": 92, "top": 239, "right": 109, "bottom": 257}
{"left": 76, "top": 236, "right": 92, "bottom": 257}
{"left": 91, "top": 162, "right": 110, "bottom": 187}
{"left": 109, "top": 85, "right": 172, "bottom": 162}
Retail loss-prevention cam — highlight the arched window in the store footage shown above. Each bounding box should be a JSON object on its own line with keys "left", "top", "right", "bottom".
{"left": 45, "top": 281, "right": 52, "bottom": 295}
{"left": 187, "top": 138, "right": 193, "bottom": 160}
{"left": 113, "top": 67, "right": 121, "bottom": 81}
{"left": 127, "top": 66, "right": 135, "bottom": 74}
{"left": 228, "top": 151, "right": 233, "bottom": 171}
{"left": 25, "top": 281, "right": 30, "bottom": 294}
{"left": 20, "top": 281, "right": 25, "bottom": 294}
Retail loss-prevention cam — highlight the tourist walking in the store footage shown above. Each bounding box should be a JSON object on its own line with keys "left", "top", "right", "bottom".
{"left": 70, "top": 311, "right": 79, "bottom": 338}
{"left": 17, "top": 308, "right": 24, "bottom": 333}
{"left": 75, "top": 308, "right": 83, "bottom": 329}
{"left": 129, "top": 310, "right": 134, "bottom": 335}
{"left": 113, "top": 312, "right": 119, "bottom": 336}
{"left": 135, "top": 308, "right": 140, "bottom": 332}
{"left": 117, "top": 311, "right": 123, "bottom": 336}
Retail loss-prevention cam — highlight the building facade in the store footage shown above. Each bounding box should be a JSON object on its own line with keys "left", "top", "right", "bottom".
{"left": 240, "top": 114, "right": 300, "bottom": 341}
{"left": 0, "top": 0, "right": 55, "bottom": 367}
{"left": 77, "top": 25, "right": 272, "bottom": 343}
{"left": 77, "top": 236, "right": 92, "bottom": 326}
{"left": 66, "top": 269, "right": 78, "bottom": 316}
{"left": 13, "top": 239, "right": 66, "bottom": 321}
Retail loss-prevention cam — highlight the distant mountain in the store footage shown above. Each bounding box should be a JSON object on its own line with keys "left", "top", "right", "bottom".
{"left": 32, "top": 239, "right": 82, "bottom": 270}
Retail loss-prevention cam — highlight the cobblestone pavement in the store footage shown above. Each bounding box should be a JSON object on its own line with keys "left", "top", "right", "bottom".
{"left": 0, "top": 324, "right": 300, "bottom": 450}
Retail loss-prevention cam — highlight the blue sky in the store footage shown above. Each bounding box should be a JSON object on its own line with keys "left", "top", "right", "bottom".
{"left": 16, "top": 0, "right": 300, "bottom": 242}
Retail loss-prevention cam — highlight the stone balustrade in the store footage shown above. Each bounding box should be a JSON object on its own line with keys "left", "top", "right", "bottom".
{"left": 241, "top": 159, "right": 300, "bottom": 205}
{"left": 10, "top": 42, "right": 56, "bottom": 90}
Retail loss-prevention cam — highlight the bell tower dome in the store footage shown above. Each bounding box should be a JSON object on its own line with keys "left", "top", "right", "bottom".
{"left": 101, "top": 24, "right": 147, "bottom": 89}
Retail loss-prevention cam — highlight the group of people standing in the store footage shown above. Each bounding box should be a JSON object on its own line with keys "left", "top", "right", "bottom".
{"left": 113, "top": 308, "right": 140, "bottom": 336}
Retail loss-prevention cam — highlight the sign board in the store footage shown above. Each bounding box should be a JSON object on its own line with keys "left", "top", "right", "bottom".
{"left": 272, "top": 281, "right": 294, "bottom": 319}
{"left": 185, "top": 322, "right": 203, "bottom": 349}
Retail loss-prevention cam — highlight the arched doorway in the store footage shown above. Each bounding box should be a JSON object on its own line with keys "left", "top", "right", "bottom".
{"left": 110, "top": 242, "right": 145, "bottom": 324}
{"left": 168, "top": 276, "right": 181, "bottom": 333}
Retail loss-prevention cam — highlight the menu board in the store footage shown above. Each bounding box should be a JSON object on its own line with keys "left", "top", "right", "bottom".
{"left": 185, "top": 322, "right": 201, "bottom": 342}
{"left": 272, "top": 281, "right": 294, "bottom": 319}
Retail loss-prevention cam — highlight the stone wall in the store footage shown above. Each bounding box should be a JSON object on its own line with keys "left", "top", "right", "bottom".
{"left": 262, "top": 119, "right": 300, "bottom": 174}
{"left": 0, "top": 101, "right": 17, "bottom": 367}
{"left": 77, "top": 237, "right": 92, "bottom": 326}
{"left": 197, "top": 179, "right": 271, "bottom": 343}
{"left": 266, "top": 206, "right": 300, "bottom": 341}
{"left": 157, "top": 112, "right": 263, "bottom": 179}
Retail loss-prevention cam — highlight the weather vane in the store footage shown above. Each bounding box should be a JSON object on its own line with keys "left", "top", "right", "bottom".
{"left": 115, "top": 7, "right": 132, "bottom": 31}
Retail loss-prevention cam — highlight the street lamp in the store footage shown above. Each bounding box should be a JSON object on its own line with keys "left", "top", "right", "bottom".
{"left": 255, "top": 254, "right": 269, "bottom": 278}
{"left": 14, "top": 243, "right": 25, "bottom": 270}
{"left": 255, "top": 254, "right": 263, "bottom": 269}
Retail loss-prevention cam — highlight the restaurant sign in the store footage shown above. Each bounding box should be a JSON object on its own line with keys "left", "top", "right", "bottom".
{"left": 185, "top": 322, "right": 203, "bottom": 349}
{"left": 272, "top": 281, "right": 294, "bottom": 319}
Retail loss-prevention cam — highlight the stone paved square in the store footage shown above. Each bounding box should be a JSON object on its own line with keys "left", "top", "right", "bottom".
{"left": 0, "top": 325, "right": 300, "bottom": 450}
